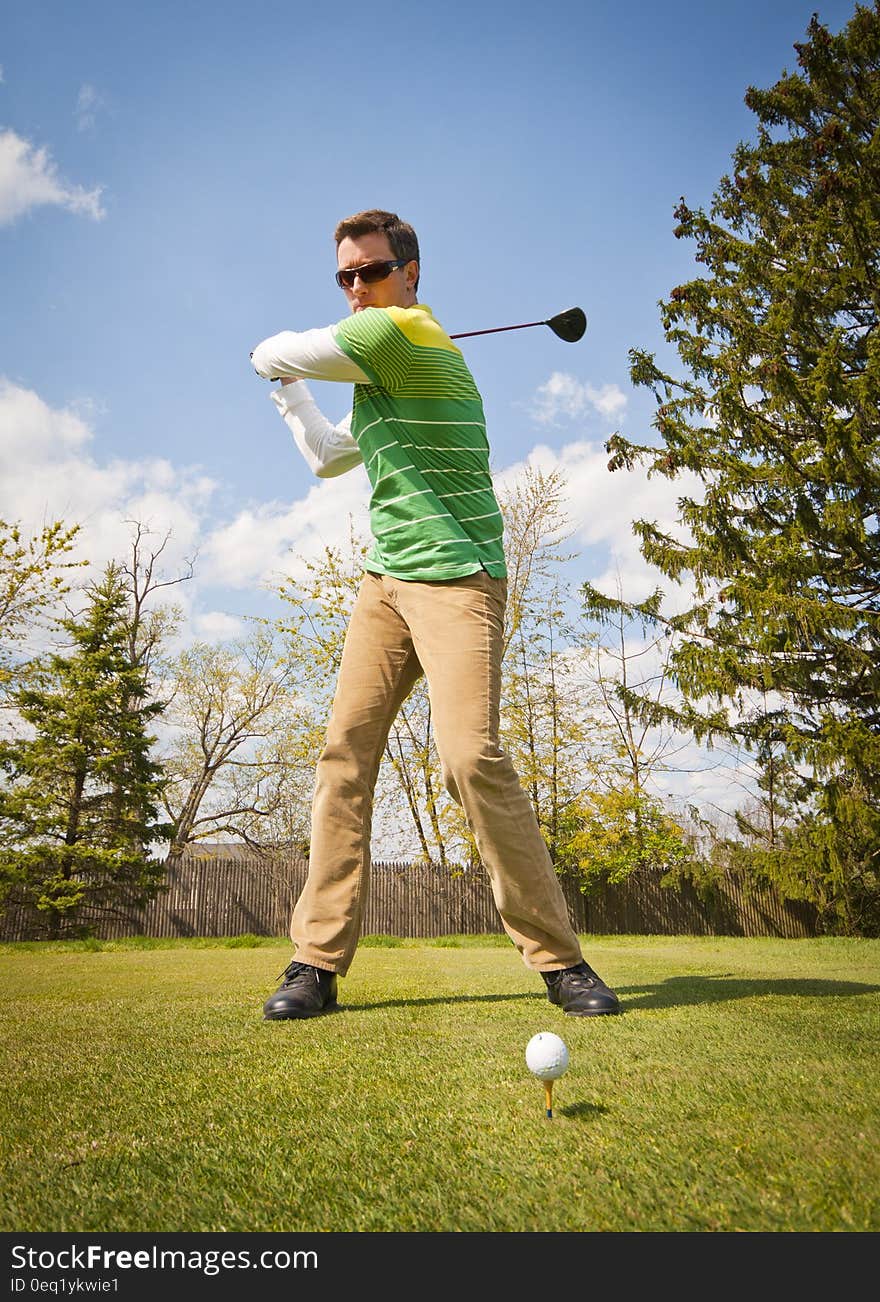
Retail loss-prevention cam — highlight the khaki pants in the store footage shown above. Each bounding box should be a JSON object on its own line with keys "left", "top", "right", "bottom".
{"left": 290, "top": 569, "right": 583, "bottom": 976}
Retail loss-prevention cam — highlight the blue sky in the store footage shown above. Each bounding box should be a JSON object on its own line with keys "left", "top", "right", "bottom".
{"left": 0, "top": 0, "right": 858, "bottom": 656}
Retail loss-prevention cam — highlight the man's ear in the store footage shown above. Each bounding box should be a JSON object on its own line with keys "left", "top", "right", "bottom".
{"left": 406, "top": 260, "right": 420, "bottom": 293}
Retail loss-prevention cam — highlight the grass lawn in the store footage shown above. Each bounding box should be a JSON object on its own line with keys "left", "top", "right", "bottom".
{"left": 1, "top": 933, "right": 878, "bottom": 1233}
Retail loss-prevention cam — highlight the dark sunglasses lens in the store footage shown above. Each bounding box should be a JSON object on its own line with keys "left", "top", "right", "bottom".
{"left": 336, "top": 260, "right": 398, "bottom": 288}
{"left": 359, "top": 262, "right": 391, "bottom": 284}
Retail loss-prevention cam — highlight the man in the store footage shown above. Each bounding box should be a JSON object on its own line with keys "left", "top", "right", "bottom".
{"left": 250, "top": 209, "right": 620, "bottom": 1020}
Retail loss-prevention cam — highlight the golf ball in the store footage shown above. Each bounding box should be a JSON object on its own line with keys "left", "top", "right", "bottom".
{"left": 525, "top": 1031, "right": 570, "bottom": 1081}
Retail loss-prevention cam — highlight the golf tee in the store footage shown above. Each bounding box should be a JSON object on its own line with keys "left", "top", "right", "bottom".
{"left": 545, "top": 1081, "right": 554, "bottom": 1120}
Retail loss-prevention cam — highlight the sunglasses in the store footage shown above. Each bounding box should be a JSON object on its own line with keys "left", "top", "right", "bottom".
{"left": 335, "top": 258, "right": 410, "bottom": 289}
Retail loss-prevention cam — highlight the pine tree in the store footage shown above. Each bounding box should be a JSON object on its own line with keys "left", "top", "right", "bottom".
{"left": 0, "top": 563, "right": 169, "bottom": 935}
{"left": 602, "top": 5, "right": 880, "bottom": 932}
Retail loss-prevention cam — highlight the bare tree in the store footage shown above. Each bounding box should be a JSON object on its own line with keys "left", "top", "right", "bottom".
{"left": 495, "top": 465, "right": 608, "bottom": 871}
{"left": 120, "top": 520, "right": 195, "bottom": 685}
{"left": 160, "top": 631, "right": 302, "bottom": 865}
{"left": 575, "top": 576, "right": 710, "bottom": 882}
{"left": 587, "top": 578, "right": 693, "bottom": 803}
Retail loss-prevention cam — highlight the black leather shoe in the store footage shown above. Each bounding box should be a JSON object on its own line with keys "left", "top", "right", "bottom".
{"left": 263, "top": 960, "right": 339, "bottom": 1020}
{"left": 543, "top": 961, "right": 620, "bottom": 1016}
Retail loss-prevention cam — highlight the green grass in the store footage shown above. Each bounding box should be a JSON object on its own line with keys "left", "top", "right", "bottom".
{"left": 2, "top": 934, "right": 878, "bottom": 1233}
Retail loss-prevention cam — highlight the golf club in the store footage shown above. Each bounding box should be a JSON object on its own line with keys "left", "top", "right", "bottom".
{"left": 251, "top": 305, "right": 587, "bottom": 379}
{"left": 450, "top": 306, "right": 587, "bottom": 343}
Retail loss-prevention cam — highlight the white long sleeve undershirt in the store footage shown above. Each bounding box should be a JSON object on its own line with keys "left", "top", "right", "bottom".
{"left": 269, "top": 382, "right": 362, "bottom": 479}
{"left": 250, "top": 324, "right": 370, "bottom": 478}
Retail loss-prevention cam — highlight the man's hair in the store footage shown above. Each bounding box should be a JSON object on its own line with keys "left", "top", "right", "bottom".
{"left": 334, "top": 209, "right": 420, "bottom": 288}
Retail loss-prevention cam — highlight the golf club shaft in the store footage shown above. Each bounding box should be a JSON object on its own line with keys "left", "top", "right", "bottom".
{"left": 450, "top": 321, "right": 545, "bottom": 340}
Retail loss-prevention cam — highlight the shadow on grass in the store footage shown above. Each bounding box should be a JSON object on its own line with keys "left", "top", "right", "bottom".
{"left": 337, "top": 975, "right": 879, "bottom": 1014}
{"left": 558, "top": 1100, "right": 610, "bottom": 1121}
{"left": 616, "top": 974, "right": 880, "bottom": 1011}
{"left": 342, "top": 992, "right": 539, "bottom": 1012}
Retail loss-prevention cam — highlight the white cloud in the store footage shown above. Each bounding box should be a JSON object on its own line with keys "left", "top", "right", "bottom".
{"left": 75, "top": 84, "right": 104, "bottom": 132}
{"left": 192, "top": 611, "right": 247, "bottom": 641}
{"left": 0, "top": 379, "right": 214, "bottom": 614}
{"left": 0, "top": 128, "right": 106, "bottom": 226}
{"left": 530, "top": 371, "right": 628, "bottom": 425}
{"left": 0, "top": 378, "right": 375, "bottom": 645}
{"left": 0, "top": 380, "right": 93, "bottom": 457}
{"left": 200, "top": 470, "right": 372, "bottom": 591}
{"left": 496, "top": 437, "right": 704, "bottom": 611}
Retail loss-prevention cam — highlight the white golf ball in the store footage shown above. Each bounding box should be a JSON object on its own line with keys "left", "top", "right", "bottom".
{"left": 525, "top": 1031, "right": 569, "bottom": 1081}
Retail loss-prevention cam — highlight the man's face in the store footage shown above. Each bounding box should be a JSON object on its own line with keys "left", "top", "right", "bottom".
{"left": 336, "top": 231, "right": 418, "bottom": 313}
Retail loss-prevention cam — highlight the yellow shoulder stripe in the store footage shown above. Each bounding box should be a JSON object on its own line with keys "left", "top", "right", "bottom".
{"left": 385, "top": 306, "right": 462, "bottom": 355}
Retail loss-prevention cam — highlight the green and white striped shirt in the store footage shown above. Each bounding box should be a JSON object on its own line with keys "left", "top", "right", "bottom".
{"left": 252, "top": 304, "right": 506, "bottom": 582}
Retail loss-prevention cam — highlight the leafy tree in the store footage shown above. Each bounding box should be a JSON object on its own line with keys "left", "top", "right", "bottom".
{"left": 498, "top": 465, "right": 604, "bottom": 873}
{"left": 719, "top": 727, "right": 875, "bottom": 934}
{"left": 0, "top": 518, "right": 85, "bottom": 695}
{"left": 577, "top": 578, "right": 705, "bottom": 887}
{"left": 603, "top": 5, "right": 880, "bottom": 933}
{"left": 0, "top": 564, "right": 168, "bottom": 934}
{"left": 569, "top": 785, "right": 697, "bottom": 888}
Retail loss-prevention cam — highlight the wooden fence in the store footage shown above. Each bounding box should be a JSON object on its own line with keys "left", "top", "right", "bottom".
{"left": 0, "top": 848, "right": 818, "bottom": 941}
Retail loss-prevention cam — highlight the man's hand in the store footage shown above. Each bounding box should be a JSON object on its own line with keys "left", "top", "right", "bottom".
{"left": 280, "top": 377, "right": 300, "bottom": 387}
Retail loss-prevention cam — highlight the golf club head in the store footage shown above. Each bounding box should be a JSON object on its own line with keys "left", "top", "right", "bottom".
{"left": 546, "top": 307, "right": 587, "bottom": 343}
